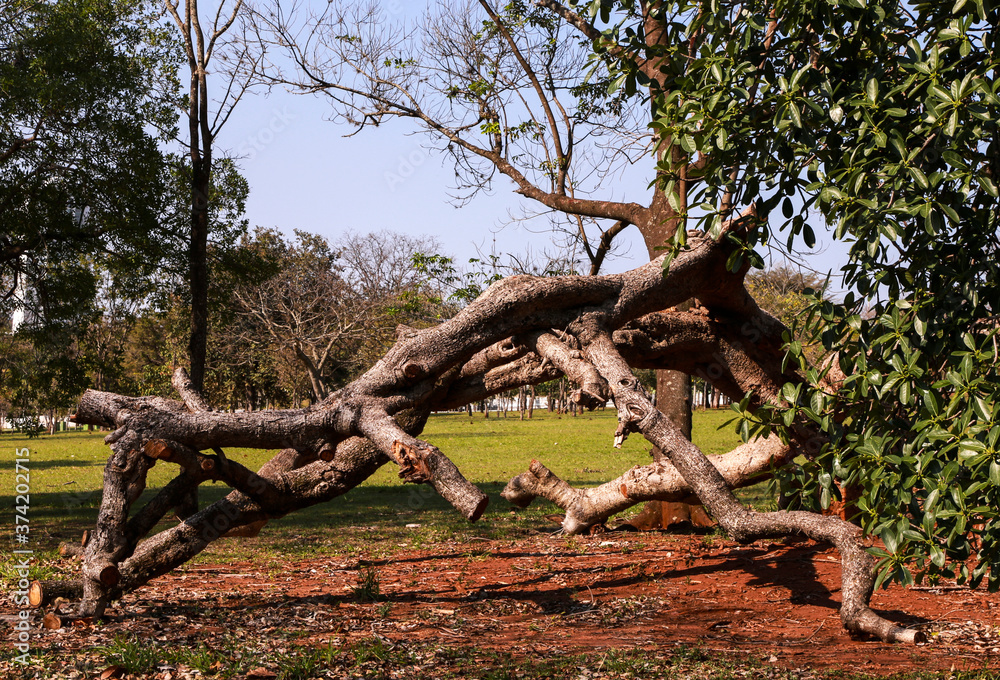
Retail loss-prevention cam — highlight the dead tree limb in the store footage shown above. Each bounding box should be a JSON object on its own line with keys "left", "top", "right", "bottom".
{"left": 575, "top": 326, "right": 923, "bottom": 643}
{"left": 64, "top": 226, "right": 923, "bottom": 642}
{"left": 502, "top": 435, "right": 792, "bottom": 533}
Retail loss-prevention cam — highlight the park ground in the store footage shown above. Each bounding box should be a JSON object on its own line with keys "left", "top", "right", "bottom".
{"left": 1, "top": 410, "right": 999, "bottom": 679}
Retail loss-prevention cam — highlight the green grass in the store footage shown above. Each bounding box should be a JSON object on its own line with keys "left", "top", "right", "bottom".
{"left": 0, "top": 408, "right": 750, "bottom": 561}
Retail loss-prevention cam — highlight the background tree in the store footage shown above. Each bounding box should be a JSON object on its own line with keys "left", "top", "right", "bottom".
{"left": 262, "top": 7, "right": 696, "bottom": 366}
{"left": 0, "top": 0, "right": 176, "bottom": 288}
{"left": 745, "top": 265, "right": 830, "bottom": 331}
{"left": 0, "top": 0, "right": 179, "bottom": 428}
{"left": 258, "top": 0, "right": 706, "bottom": 526}
{"left": 163, "top": 0, "right": 262, "bottom": 391}
{"left": 230, "top": 229, "right": 455, "bottom": 403}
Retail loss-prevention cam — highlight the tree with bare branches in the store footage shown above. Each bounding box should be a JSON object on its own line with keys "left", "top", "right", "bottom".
{"left": 230, "top": 229, "right": 451, "bottom": 402}
{"left": 254, "top": 0, "right": 701, "bottom": 526}
{"left": 163, "top": 0, "right": 262, "bottom": 392}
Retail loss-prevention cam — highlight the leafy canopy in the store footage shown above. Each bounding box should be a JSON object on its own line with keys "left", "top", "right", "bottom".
{"left": 590, "top": 0, "right": 1000, "bottom": 589}
{"left": 0, "top": 0, "right": 178, "bottom": 324}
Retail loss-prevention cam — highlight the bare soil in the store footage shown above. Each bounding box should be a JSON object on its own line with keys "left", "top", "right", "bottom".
{"left": 9, "top": 532, "right": 1000, "bottom": 677}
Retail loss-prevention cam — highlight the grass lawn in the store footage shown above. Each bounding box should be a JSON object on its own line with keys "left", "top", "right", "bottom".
{"left": 0, "top": 408, "right": 759, "bottom": 567}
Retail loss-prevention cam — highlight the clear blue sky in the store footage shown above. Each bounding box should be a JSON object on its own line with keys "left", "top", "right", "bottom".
{"left": 221, "top": 66, "right": 852, "bottom": 285}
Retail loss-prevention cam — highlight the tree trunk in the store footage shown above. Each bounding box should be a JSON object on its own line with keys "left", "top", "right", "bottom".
{"left": 187, "top": 131, "right": 211, "bottom": 392}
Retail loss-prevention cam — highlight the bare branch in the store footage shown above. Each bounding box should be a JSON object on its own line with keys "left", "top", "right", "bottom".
{"left": 171, "top": 367, "right": 213, "bottom": 412}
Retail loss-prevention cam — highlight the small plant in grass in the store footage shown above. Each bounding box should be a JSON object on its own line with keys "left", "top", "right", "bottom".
{"left": 98, "top": 634, "right": 164, "bottom": 675}
{"left": 275, "top": 643, "right": 338, "bottom": 680}
{"left": 351, "top": 636, "right": 392, "bottom": 665}
{"left": 172, "top": 643, "right": 227, "bottom": 676}
{"left": 351, "top": 563, "right": 384, "bottom": 602}
{"left": 0, "top": 554, "right": 61, "bottom": 585}
{"left": 11, "top": 414, "right": 44, "bottom": 438}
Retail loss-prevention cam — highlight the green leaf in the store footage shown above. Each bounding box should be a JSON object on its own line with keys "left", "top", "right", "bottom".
{"left": 666, "top": 187, "right": 681, "bottom": 211}
{"left": 866, "top": 78, "right": 879, "bottom": 102}
{"left": 945, "top": 110, "right": 959, "bottom": 137}
{"left": 829, "top": 105, "right": 845, "bottom": 124}
{"left": 908, "top": 166, "right": 930, "bottom": 189}
{"left": 882, "top": 527, "right": 899, "bottom": 554}
{"left": 978, "top": 174, "right": 999, "bottom": 197}
{"left": 990, "top": 461, "right": 1000, "bottom": 486}
{"left": 929, "top": 84, "right": 953, "bottom": 102}
{"left": 661, "top": 249, "right": 676, "bottom": 273}
{"left": 789, "top": 101, "right": 802, "bottom": 128}
{"left": 781, "top": 382, "right": 798, "bottom": 403}
{"left": 803, "top": 224, "right": 816, "bottom": 248}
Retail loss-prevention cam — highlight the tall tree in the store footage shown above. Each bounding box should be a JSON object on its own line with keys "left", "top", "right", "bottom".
{"left": 258, "top": 2, "right": 699, "bottom": 518}
{"left": 163, "top": 0, "right": 261, "bottom": 391}
{"left": 0, "top": 0, "right": 176, "bottom": 324}
{"left": 0, "top": 0, "right": 178, "bottom": 422}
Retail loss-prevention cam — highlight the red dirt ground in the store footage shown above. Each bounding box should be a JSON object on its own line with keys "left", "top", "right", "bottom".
{"left": 9, "top": 532, "right": 1000, "bottom": 677}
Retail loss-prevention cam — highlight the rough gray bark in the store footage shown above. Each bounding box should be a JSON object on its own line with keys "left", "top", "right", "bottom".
{"left": 502, "top": 434, "right": 793, "bottom": 533}
{"left": 67, "top": 222, "right": 922, "bottom": 643}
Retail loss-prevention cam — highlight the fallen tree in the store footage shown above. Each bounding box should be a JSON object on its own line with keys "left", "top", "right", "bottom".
{"left": 47, "top": 213, "right": 922, "bottom": 644}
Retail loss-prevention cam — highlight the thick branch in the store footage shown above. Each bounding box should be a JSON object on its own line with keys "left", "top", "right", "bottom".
{"left": 529, "top": 331, "right": 608, "bottom": 408}
{"left": 358, "top": 414, "right": 488, "bottom": 522}
{"left": 74, "top": 391, "right": 347, "bottom": 452}
{"left": 503, "top": 435, "right": 792, "bottom": 534}
{"left": 172, "top": 367, "right": 213, "bottom": 412}
{"left": 580, "top": 328, "right": 923, "bottom": 644}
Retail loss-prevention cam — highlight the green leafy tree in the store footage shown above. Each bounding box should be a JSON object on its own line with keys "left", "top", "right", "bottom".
{"left": 0, "top": 0, "right": 178, "bottom": 317}
{"left": 596, "top": 0, "right": 999, "bottom": 589}
{"left": 0, "top": 0, "right": 181, "bottom": 419}
{"left": 108, "top": 157, "right": 253, "bottom": 403}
